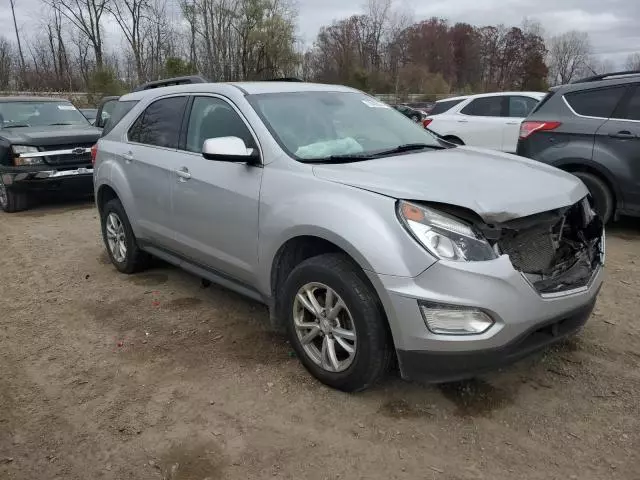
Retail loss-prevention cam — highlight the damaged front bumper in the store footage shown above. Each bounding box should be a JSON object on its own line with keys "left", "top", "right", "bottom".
{"left": 368, "top": 197, "right": 605, "bottom": 383}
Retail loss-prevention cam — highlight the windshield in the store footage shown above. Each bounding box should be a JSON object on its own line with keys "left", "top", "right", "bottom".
{"left": 247, "top": 91, "right": 443, "bottom": 162}
{"left": 0, "top": 101, "right": 89, "bottom": 128}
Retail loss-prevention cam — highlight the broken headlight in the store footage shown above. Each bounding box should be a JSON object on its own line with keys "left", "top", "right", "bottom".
{"left": 398, "top": 201, "right": 497, "bottom": 262}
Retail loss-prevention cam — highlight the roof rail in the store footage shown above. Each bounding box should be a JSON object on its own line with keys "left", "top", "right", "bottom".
{"left": 571, "top": 70, "right": 640, "bottom": 84}
{"left": 132, "top": 75, "right": 208, "bottom": 92}
{"left": 263, "top": 77, "right": 303, "bottom": 82}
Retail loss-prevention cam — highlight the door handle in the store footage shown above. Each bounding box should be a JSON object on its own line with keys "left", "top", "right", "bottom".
{"left": 123, "top": 151, "right": 134, "bottom": 163}
{"left": 175, "top": 167, "right": 191, "bottom": 181}
{"left": 506, "top": 121, "right": 519, "bottom": 125}
{"left": 457, "top": 120, "right": 469, "bottom": 123}
{"left": 609, "top": 131, "right": 637, "bottom": 140}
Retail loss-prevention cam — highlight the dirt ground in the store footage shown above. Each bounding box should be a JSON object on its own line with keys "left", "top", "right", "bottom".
{"left": 0, "top": 199, "right": 639, "bottom": 480}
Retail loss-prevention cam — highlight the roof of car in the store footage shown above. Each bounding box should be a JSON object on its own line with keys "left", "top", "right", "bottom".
{"left": 0, "top": 96, "right": 68, "bottom": 103}
{"left": 435, "top": 91, "right": 545, "bottom": 103}
{"left": 555, "top": 73, "right": 640, "bottom": 92}
{"left": 120, "top": 81, "right": 360, "bottom": 101}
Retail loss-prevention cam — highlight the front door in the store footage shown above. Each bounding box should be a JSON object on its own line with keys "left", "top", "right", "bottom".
{"left": 594, "top": 84, "right": 640, "bottom": 213}
{"left": 170, "top": 95, "right": 263, "bottom": 286}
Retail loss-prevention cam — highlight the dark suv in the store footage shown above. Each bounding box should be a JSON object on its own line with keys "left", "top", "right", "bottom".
{"left": 517, "top": 71, "right": 640, "bottom": 223}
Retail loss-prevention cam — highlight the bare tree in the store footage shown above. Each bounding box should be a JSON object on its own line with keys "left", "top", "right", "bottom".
{"left": 49, "top": 0, "right": 110, "bottom": 69}
{"left": 626, "top": 52, "right": 640, "bottom": 71}
{"left": 9, "top": 0, "right": 26, "bottom": 86}
{"left": 107, "top": 0, "right": 151, "bottom": 82}
{"left": 0, "top": 37, "right": 14, "bottom": 90}
{"left": 547, "top": 31, "right": 591, "bottom": 85}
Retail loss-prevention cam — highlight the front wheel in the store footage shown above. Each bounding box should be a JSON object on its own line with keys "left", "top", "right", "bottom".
{"left": 282, "top": 253, "right": 393, "bottom": 392}
{"left": 0, "top": 181, "right": 30, "bottom": 213}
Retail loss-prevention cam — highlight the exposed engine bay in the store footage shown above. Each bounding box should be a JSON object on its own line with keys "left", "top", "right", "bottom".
{"left": 487, "top": 197, "right": 603, "bottom": 295}
{"left": 432, "top": 197, "right": 604, "bottom": 295}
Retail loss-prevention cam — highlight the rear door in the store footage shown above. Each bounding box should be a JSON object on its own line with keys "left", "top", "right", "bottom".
{"left": 456, "top": 96, "right": 507, "bottom": 150}
{"left": 502, "top": 95, "right": 541, "bottom": 153}
{"left": 125, "top": 95, "right": 189, "bottom": 249}
{"left": 594, "top": 84, "right": 640, "bottom": 213}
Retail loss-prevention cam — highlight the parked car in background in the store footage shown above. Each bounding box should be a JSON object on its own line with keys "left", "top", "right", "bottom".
{"left": 391, "top": 104, "right": 425, "bottom": 122}
{"left": 80, "top": 108, "right": 98, "bottom": 125}
{"left": 517, "top": 71, "right": 640, "bottom": 223}
{"left": 0, "top": 96, "right": 101, "bottom": 212}
{"left": 406, "top": 101, "right": 435, "bottom": 114}
{"left": 424, "top": 92, "right": 545, "bottom": 153}
{"left": 94, "top": 80, "right": 604, "bottom": 392}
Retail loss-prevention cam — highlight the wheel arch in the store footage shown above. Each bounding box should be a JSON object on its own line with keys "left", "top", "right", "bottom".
{"left": 553, "top": 159, "right": 621, "bottom": 211}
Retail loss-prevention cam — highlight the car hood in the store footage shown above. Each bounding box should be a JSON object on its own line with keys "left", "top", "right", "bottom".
{"left": 312, "top": 147, "right": 588, "bottom": 223}
{"left": 0, "top": 125, "right": 102, "bottom": 146}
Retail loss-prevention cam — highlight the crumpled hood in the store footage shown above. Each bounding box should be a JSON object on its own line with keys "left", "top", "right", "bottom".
{"left": 1, "top": 125, "right": 101, "bottom": 146}
{"left": 312, "top": 146, "right": 588, "bottom": 223}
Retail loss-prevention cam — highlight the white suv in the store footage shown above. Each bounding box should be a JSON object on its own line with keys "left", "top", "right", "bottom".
{"left": 424, "top": 92, "right": 545, "bottom": 153}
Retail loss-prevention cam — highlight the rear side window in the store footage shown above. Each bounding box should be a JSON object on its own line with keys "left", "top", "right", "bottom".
{"left": 128, "top": 96, "right": 188, "bottom": 148}
{"left": 614, "top": 85, "right": 640, "bottom": 121}
{"left": 429, "top": 99, "right": 465, "bottom": 115}
{"left": 564, "top": 87, "right": 626, "bottom": 118}
{"left": 102, "top": 100, "right": 138, "bottom": 136}
{"left": 507, "top": 96, "right": 539, "bottom": 117}
{"left": 461, "top": 97, "right": 504, "bottom": 117}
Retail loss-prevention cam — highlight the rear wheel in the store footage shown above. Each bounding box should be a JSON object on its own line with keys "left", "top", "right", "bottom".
{"left": 282, "top": 253, "right": 393, "bottom": 392}
{"left": 0, "top": 181, "right": 30, "bottom": 213}
{"left": 100, "top": 198, "right": 150, "bottom": 273}
{"left": 572, "top": 171, "right": 614, "bottom": 223}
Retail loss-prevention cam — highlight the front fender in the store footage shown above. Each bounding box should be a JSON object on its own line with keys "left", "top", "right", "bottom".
{"left": 257, "top": 170, "right": 435, "bottom": 296}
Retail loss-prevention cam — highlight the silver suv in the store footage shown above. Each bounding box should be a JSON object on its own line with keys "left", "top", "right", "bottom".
{"left": 93, "top": 81, "right": 605, "bottom": 392}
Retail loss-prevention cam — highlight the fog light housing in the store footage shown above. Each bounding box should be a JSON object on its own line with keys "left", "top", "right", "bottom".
{"left": 419, "top": 302, "right": 494, "bottom": 335}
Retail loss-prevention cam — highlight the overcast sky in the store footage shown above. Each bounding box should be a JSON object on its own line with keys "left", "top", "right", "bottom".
{"left": 3, "top": 0, "right": 639, "bottom": 66}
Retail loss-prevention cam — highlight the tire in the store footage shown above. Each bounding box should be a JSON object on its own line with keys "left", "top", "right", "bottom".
{"left": 282, "top": 253, "right": 393, "bottom": 392}
{"left": 0, "top": 181, "right": 30, "bottom": 213}
{"left": 443, "top": 136, "right": 464, "bottom": 145}
{"left": 572, "top": 171, "right": 614, "bottom": 223}
{"left": 100, "top": 198, "right": 150, "bottom": 273}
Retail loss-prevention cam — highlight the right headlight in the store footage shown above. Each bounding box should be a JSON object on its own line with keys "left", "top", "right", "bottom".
{"left": 397, "top": 200, "right": 497, "bottom": 262}
{"left": 12, "top": 145, "right": 43, "bottom": 166}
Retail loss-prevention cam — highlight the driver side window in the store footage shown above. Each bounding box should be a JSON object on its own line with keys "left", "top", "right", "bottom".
{"left": 185, "top": 97, "right": 255, "bottom": 153}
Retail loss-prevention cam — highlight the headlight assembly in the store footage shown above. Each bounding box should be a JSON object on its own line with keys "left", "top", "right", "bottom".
{"left": 12, "top": 145, "right": 43, "bottom": 166}
{"left": 397, "top": 200, "right": 497, "bottom": 262}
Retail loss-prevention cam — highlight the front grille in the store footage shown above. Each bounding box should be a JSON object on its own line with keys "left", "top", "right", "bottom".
{"left": 498, "top": 224, "right": 556, "bottom": 272}
{"left": 41, "top": 143, "right": 93, "bottom": 165}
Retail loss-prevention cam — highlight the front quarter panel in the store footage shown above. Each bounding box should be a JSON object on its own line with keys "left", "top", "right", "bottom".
{"left": 257, "top": 160, "right": 436, "bottom": 296}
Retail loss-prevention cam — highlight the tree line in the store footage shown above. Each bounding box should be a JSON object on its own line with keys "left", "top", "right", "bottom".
{"left": 2, "top": 0, "right": 640, "bottom": 100}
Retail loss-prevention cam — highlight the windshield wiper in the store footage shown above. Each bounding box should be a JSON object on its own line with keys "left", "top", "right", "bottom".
{"left": 301, "top": 153, "right": 376, "bottom": 164}
{"left": 3, "top": 123, "right": 30, "bottom": 128}
{"left": 371, "top": 143, "right": 444, "bottom": 156}
{"left": 48, "top": 122, "right": 75, "bottom": 126}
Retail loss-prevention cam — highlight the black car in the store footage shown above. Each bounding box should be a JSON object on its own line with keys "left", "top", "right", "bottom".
{"left": 79, "top": 108, "right": 98, "bottom": 125}
{"left": 0, "top": 97, "right": 101, "bottom": 212}
{"left": 391, "top": 104, "right": 425, "bottom": 122}
{"left": 517, "top": 71, "right": 640, "bottom": 223}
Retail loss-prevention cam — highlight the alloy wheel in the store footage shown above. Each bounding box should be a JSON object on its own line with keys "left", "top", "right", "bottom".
{"left": 293, "top": 282, "right": 357, "bottom": 373}
{"left": 105, "top": 212, "right": 127, "bottom": 263}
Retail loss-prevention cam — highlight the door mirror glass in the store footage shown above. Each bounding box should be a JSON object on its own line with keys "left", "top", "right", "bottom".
{"left": 202, "top": 136, "right": 259, "bottom": 163}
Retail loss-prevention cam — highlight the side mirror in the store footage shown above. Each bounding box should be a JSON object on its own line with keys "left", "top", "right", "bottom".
{"left": 202, "top": 136, "right": 260, "bottom": 164}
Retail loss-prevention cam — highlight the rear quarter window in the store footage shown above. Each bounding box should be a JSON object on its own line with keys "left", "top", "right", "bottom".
{"left": 102, "top": 100, "right": 138, "bottom": 136}
{"left": 564, "top": 86, "right": 627, "bottom": 118}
